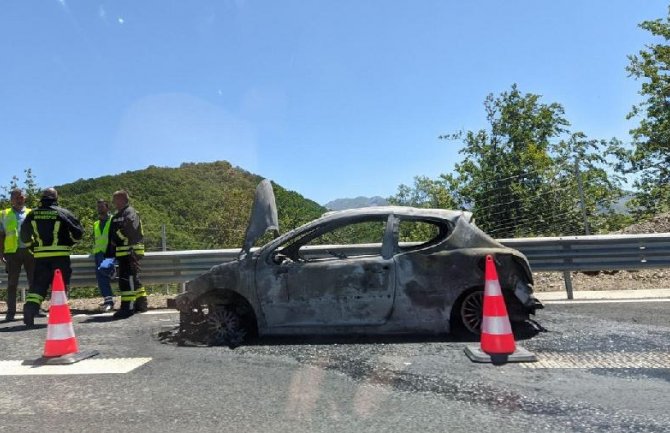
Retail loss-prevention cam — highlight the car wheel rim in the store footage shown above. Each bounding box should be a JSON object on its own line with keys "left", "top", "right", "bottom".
{"left": 460, "top": 291, "right": 484, "bottom": 334}
{"left": 208, "top": 306, "right": 246, "bottom": 346}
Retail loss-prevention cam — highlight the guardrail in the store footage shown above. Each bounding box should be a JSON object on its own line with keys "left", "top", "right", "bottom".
{"left": 4, "top": 233, "right": 670, "bottom": 300}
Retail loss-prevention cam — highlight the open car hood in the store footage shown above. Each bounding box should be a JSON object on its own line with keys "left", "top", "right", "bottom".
{"left": 240, "top": 179, "right": 280, "bottom": 258}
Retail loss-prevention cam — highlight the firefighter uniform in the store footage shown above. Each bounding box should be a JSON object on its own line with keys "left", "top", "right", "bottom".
{"left": 107, "top": 203, "right": 147, "bottom": 318}
{"left": 19, "top": 189, "right": 83, "bottom": 327}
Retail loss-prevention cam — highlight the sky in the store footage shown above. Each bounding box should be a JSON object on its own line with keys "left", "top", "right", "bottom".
{"left": 0, "top": 1, "right": 667, "bottom": 205}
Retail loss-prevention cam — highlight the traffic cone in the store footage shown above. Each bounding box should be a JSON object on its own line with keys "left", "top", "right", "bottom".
{"left": 480, "top": 255, "right": 516, "bottom": 355}
{"left": 464, "top": 255, "right": 537, "bottom": 364}
{"left": 35, "top": 269, "right": 98, "bottom": 365}
{"left": 43, "top": 269, "right": 78, "bottom": 357}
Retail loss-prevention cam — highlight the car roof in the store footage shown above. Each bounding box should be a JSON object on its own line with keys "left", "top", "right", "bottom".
{"left": 319, "top": 206, "right": 472, "bottom": 224}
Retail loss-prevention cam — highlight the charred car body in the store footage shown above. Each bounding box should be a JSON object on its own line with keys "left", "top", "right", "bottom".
{"left": 175, "top": 180, "right": 542, "bottom": 345}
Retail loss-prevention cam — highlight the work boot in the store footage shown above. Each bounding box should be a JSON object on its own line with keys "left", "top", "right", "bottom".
{"left": 23, "top": 302, "right": 39, "bottom": 328}
{"left": 113, "top": 301, "right": 134, "bottom": 320}
{"left": 134, "top": 296, "right": 148, "bottom": 313}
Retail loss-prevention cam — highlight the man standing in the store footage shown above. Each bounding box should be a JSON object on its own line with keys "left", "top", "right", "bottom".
{"left": 93, "top": 199, "right": 114, "bottom": 312}
{"left": 0, "top": 188, "right": 34, "bottom": 322}
{"left": 107, "top": 190, "right": 147, "bottom": 319}
{"left": 20, "top": 188, "right": 83, "bottom": 327}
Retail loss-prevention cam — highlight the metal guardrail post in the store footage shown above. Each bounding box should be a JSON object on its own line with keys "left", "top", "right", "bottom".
{"left": 562, "top": 271, "right": 574, "bottom": 300}
{"left": 562, "top": 243, "right": 574, "bottom": 299}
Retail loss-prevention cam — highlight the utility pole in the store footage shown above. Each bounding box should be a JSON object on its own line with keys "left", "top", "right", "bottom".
{"left": 161, "top": 224, "right": 168, "bottom": 294}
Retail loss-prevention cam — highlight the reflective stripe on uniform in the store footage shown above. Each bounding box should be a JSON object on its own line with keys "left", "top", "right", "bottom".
{"left": 25, "top": 293, "right": 44, "bottom": 304}
{"left": 31, "top": 220, "right": 43, "bottom": 247}
{"left": 52, "top": 221, "right": 60, "bottom": 246}
{"left": 115, "top": 243, "right": 145, "bottom": 257}
{"left": 120, "top": 291, "right": 136, "bottom": 301}
{"left": 34, "top": 252, "right": 70, "bottom": 258}
{"left": 33, "top": 244, "right": 71, "bottom": 259}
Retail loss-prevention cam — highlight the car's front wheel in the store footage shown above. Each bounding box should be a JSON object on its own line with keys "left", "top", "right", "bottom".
{"left": 179, "top": 294, "right": 257, "bottom": 348}
{"left": 207, "top": 304, "right": 247, "bottom": 347}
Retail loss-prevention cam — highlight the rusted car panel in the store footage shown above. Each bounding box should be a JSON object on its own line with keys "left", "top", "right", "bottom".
{"left": 175, "top": 181, "right": 542, "bottom": 344}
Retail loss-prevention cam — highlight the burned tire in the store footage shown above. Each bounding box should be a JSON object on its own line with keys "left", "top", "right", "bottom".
{"left": 207, "top": 304, "right": 247, "bottom": 348}
{"left": 451, "top": 289, "right": 484, "bottom": 336}
{"left": 179, "top": 295, "right": 256, "bottom": 348}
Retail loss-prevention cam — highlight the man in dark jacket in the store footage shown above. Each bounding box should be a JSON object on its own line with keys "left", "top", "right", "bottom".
{"left": 20, "top": 187, "right": 83, "bottom": 327}
{"left": 107, "top": 189, "right": 147, "bottom": 319}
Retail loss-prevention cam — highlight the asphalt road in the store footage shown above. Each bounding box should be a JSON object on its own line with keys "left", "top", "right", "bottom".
{"left": 1, "top": 301, "right": 669, "bottom": 433}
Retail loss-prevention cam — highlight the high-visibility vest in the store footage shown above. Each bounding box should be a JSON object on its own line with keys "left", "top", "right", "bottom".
{"left": 1, "top": 207, "right": 31, "bottom": 253}
{"left": 93, "top": 217, "right": 111, "bottom": 254}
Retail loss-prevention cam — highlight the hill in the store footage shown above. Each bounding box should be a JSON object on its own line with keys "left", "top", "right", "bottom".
{"left": 46, "top": 161, "right": 325, "bottom": 253}
{"left": 324, "top": 196, "right": 389, "bottom": 210}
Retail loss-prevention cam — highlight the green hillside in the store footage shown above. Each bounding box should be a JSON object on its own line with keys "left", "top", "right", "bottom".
{"left": 38, "top": 161, "right": 325, "bottom": 254}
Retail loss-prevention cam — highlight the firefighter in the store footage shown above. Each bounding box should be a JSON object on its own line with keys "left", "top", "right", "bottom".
{"left": 107, "top": 189, "right": 147, "bottom": 319}
{"left": 19, "top": 188, "right": 83, "bottom": 327}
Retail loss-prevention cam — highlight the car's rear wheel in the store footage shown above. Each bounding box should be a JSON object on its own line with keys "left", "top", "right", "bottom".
{"left": 459, "top": 289, "right": 484, "bottom": 335}
{"left": 450, "top": 288, "right": 485, "bottom": 336}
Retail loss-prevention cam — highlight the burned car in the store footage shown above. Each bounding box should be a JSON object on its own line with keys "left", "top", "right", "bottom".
{"left": 175, "top": 180, "right": 542, "bottom": 345}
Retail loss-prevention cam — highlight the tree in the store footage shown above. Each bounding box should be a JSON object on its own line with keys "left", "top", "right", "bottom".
{"left": 430, "top": 85, "right": 623, "bottom": 237}
{"left": 0, "top": 168, "right": 41, "bottom": 208}
{"left": 445, "top": 85, "right": 571, "bottom": 237}
{"left": 388, "top": 175, "right": 458, "bottom": 209}
{"left": 624, "top": 6, "right": 670, "bottom": 216}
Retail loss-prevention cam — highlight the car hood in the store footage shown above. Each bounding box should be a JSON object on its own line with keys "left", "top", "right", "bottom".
{"left": 240, "top": 179, "right": 280, "bottom": 258}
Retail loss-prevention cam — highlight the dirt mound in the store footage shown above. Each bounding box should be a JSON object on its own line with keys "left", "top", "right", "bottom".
{"left": 619, "top": 212, "right": 670, "bottom": 234}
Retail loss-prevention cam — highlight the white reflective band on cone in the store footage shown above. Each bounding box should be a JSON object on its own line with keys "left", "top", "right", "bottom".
{"left": 484, "top": 279, "right": 502, "bottom": 296}
{"left": 46, "top": 323, "right": 75, "bottom": 340}
{"left": 482, "top": 316, "right": 512, "bottom": 335}
{"left": 50, "top": 291, "right": 68, "bottom": 306}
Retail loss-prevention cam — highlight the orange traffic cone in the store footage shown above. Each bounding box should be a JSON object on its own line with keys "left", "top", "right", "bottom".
{"left": 464, "top": 255, "right": 537, "bottom": 364}
{"left": 43, "top": 269, "right": 78, "bottom": 357}
{"left": 34, "top": 269, "right": 98, "bottom": 365}
{"left": 480, "top": 255, "right": 516, "bottom": 355}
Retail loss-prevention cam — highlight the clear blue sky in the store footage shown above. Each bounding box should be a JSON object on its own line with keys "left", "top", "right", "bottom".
{"left": 1, "top": 1, "right": 667, "bottom": 205}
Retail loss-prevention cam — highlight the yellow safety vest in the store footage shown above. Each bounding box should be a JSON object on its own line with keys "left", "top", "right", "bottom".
{"left": 93, "top": 218, "right": 111, "bottom": 254}
{"left": 1, "top": 207, "right": 31, "bottom": 253}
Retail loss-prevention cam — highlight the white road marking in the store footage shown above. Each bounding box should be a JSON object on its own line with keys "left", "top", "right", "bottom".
{"left": 4, "top": 310, "right": 179, "bottom": 320}
{"left": 520, "top": 352, "right": 670, "bottom": 369}
{"left": 71, "top": 310, "right": 178, "bottom": 318}
{"left": 543, "top": 298, "right": 670, "bottom": 305}
{"left": 0, "top": 357, "right": 152, "bottom": 375}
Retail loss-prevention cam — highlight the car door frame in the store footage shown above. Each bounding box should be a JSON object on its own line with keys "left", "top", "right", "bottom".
{"left": 254, "top": 213, "right": 398, "bottom": 328}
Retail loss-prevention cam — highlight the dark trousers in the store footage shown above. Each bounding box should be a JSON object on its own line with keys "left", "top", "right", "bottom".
{"left": 4, "top": 248, "right": 35, "bottom": 315}
{"left": 31, "top": 256, "right": 72, "bottom": 300}
{"left": 117, "top": 255, "right": 142, "bottom": 299}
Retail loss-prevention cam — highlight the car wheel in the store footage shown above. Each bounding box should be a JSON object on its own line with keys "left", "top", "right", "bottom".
{"left": 207, "top": 304, "right": 247, "bottom": 348}
{"left": 459, "top": 289, "right": 484, "bottom": 335}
